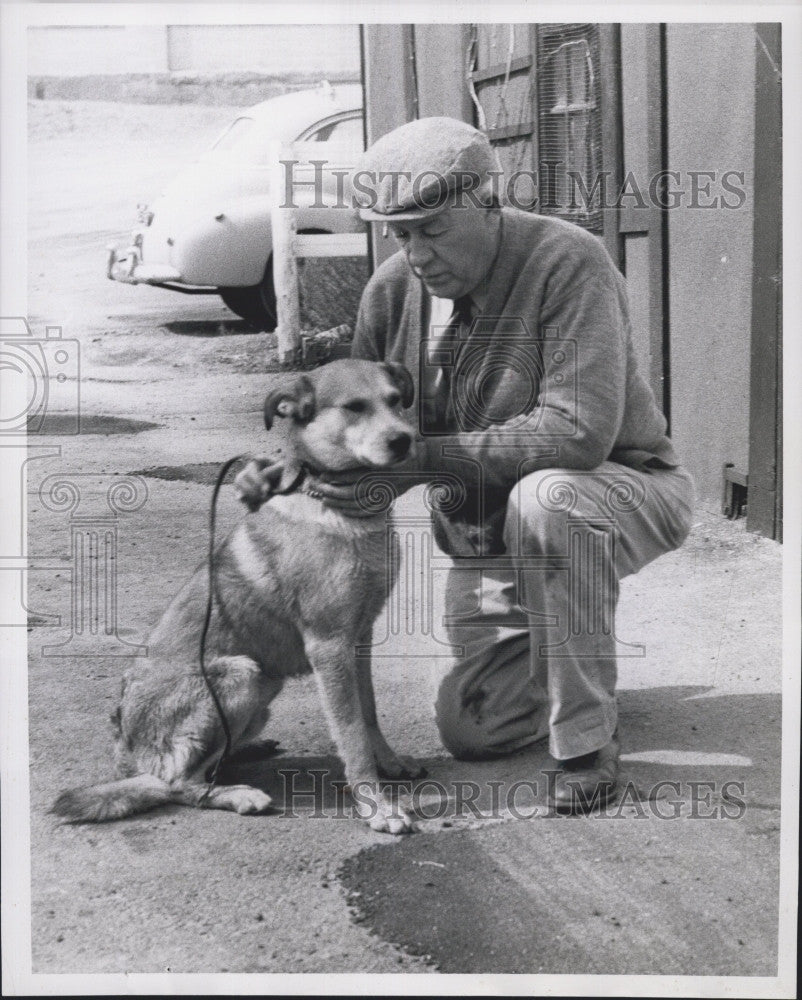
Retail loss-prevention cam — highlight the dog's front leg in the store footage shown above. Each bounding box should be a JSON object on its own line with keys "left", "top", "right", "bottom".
{"left": 355, "top": 636, "right": 424, "bottom": 780}
{"left": 304, "top": 633, "right": 415, "bottom": 835}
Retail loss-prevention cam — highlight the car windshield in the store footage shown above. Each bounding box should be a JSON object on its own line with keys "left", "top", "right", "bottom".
{"left": 212, "top": 117, "right": 256, "bottom": 152}
{"left": 210, "top": 117, "right": 282, "bottom": 164}
{"left": 206, "top": 85, "right": 363, "bottom": 165}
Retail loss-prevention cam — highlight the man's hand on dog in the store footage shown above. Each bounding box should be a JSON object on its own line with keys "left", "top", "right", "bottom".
{"left": 234, "top": 454, "right": 289, "bottom": 511}
{"left": 235, "top": 439, "right": 430, "bottom": 517}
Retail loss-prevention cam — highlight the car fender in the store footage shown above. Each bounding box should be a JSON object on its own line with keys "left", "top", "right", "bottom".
{"left": 173, "top": 206, "right": 363, "bottom": 289}
{"left": 170, "top": 196, "right": 274, "bottom": 286}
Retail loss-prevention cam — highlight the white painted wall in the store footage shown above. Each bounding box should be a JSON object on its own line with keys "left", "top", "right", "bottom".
{"left": 166, "top": 25, "right": 360, "bottom": 75}
{"left": 28, "top": 24, "right": 360, "bottom": 77}
{"left": 28, "top": 26, "right": 168, "bottom": 75}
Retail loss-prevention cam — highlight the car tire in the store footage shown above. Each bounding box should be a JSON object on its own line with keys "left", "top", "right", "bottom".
{"left": 219, "top": 259, "right": 277, "bottom": 331}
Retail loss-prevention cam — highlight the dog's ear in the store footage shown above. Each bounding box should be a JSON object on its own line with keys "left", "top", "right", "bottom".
{"left": 381, "top": 362, "right": 415, "bottom": 408}
{"left": 263, "top": 375, "right": 316, "bottom": 429}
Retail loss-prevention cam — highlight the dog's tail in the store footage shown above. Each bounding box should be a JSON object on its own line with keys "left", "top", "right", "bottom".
{"left": 51, "top": 774, "right": 174, "bottom": 823}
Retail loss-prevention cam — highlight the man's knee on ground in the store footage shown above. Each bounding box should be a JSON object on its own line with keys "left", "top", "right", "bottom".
{"left": 434, "top": 689, "right": 506, "bottom": 761}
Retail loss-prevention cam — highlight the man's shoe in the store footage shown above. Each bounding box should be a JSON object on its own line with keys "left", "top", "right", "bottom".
{"left": 548, "top": 735, "right": 620, "bottom": 814}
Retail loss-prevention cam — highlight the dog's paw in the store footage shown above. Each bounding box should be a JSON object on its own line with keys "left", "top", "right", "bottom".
{"left": 352, "top": 783, "right": 416, "bottom": 835}
{"left": 376, "top": 753, "right": 427, "bottom": 781}
{"left": 212, "top": 784, "right": 273, "bottom": 815}
{"left": 369, "top": 803, "right": 416, "bottom": 835}
{"left": 369, "top": 733, "right": 427, "bottom": 780}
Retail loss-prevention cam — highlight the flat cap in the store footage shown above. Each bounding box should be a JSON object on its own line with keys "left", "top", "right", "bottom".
{"left": 354, "top": 117, "right": 501, "bottom": 221}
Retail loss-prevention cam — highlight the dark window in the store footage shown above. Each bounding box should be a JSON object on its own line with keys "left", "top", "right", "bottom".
{"left": 536, "top": 23, "right": 604, "bottom": 233}
{"left": 304, "top": 114, "right": 365, "bottom": 154}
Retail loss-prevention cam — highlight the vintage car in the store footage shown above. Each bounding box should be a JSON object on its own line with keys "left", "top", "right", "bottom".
{"left": 106, "top": 82, "right": 365, "bottom": 329}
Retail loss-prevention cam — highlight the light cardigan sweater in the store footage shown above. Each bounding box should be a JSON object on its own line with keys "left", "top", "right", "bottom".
{"left": 351, "top": 207, "right": 681, "bottom": 555}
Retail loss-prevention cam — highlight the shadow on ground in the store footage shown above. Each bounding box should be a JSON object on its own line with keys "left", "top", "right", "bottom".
{"left": 160, "top": 319, "right": 258, "bottom": 337}
{"left": 214, "top": 685, "right": 780, "bottom": 821}
{"left": 28, "top": 414, "right": 162, "bottom": 435}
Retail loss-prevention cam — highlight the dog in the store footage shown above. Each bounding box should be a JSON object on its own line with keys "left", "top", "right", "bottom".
{"left": 52, "top": 359, "right": 422, "bottom": 834}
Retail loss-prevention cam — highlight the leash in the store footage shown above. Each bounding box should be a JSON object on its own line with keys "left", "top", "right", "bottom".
{"left": 198, "top": 454, "right": 246, "bottom": 801}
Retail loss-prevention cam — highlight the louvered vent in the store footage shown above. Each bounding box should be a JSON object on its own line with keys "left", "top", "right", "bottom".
{"left": 536, "top": 23, "right": 604, "bottom": 233}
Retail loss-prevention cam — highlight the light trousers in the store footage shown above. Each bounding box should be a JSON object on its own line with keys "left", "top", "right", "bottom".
{"left": 434, "top": 462, "right": 695, "bottom": 761}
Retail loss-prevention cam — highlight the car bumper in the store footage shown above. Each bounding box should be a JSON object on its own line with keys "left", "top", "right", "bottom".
{"left": 105, "top": 243, "right": 219, "bottom": 294}
{"left": 106, "top": 242, "right": 183, "bottom": 284}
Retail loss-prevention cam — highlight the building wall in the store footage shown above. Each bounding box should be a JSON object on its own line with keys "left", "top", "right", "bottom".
{"left": 666, "top": 23, "right": 755, "bottom": 504}
{"left": 27, "top": 24, "right": 360, "bottom": 77}
{"left": 28, "top": 26, "right": 168, "bottom": 75}
{"left": 166, "top": 25, "right": 360, "bottom": 75}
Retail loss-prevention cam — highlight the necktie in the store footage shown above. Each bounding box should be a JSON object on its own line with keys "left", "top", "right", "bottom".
{"left": 424, "top": 295, "right": 473, "bottom": 433}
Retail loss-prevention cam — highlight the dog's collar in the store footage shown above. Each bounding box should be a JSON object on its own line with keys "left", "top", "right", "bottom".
{"left": 264, "top": 449, "right": 385, "bottom": 519}
{"left": 296, "top": 467, "right": 386, "bottom": 520}
{"left": 297, "top": 479, "right": 329, "bottom": 502}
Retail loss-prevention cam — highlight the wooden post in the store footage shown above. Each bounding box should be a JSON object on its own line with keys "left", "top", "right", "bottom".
{"left": 362, "top": 25, "right": 418, "bottom": 270}
{"left": 271, "top": 142, "right": 301, "bottom": 366}
{"left": 746, "top": 24, "right": 782, "bottom": 539}
{"left": 599, "top": 24, "right": 624, "bottom": 272}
